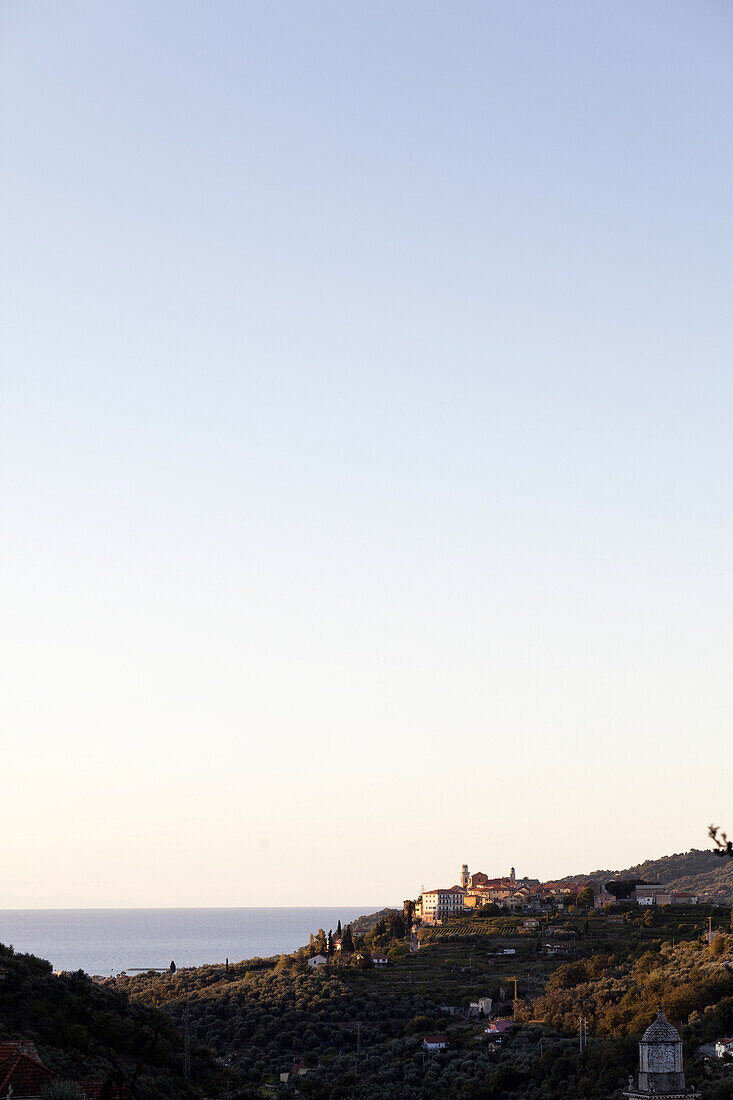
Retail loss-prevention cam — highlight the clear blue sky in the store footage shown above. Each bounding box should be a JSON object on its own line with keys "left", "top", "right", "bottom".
{"left": 2, "top": 1, "right": 731, "bottom": 906}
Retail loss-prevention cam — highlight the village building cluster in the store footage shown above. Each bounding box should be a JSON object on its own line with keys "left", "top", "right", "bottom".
{"left": 414, "top": 864, "right": 700, "bottom": 924}
{"left": 416, "top": 865, "right": 542, "bottom": 924}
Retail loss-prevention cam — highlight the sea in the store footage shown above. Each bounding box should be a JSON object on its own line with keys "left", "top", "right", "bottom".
{"left": 0, "top": 907, "right": 383, "bottom": 977}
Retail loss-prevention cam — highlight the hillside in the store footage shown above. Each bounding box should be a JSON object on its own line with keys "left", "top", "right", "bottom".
{"left": 125, "top": 900, "right": 733, "bottom": 1099}
{"left": 0, "top": 943, "right": 239, "bottom": 1099}
{"left": 557, "top": 848, "right": 733, "bottom": 903}
{"left": 350, "top": 908, "right": 402, "bottom": 935}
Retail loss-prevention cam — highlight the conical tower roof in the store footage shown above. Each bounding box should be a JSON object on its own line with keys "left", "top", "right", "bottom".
{"left": 641, "top": 1009, "right": 680, "bottom": 1044}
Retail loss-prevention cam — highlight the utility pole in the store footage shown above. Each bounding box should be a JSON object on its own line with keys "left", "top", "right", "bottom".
{"left": 578, "top": 1016, "right": 588, "bottom": 1051}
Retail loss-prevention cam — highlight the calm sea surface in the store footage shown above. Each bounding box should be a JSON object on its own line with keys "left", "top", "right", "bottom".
{"left": 0, "top": 908, "right": 383, "bottom": 976}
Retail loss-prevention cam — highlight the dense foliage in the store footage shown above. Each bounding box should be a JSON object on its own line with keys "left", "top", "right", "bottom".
{"left": 123, "top": 903, "right": 733, "bottom": 1098}
{"left": 0, "top": 943, "right": 237, "bottom": 1100}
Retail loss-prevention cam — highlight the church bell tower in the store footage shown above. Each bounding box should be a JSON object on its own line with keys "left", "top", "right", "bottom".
{"left": 624, "top": 1010, "right": 700, "bottom": 1098}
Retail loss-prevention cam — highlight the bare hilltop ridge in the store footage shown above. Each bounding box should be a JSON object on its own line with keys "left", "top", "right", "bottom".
{"left": 554, "top": 847, "right": 733, "bottom": 904}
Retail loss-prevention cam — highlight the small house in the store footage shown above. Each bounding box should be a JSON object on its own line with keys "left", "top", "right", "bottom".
{"left": 486, "top": 1020, "right": 514, "bottom": 1036}
{"left": 423, "top": 1035, "right": 449, "bottom": 1051}
{"left": 307, "top": 954, "right": 328, "bottom": 968}
{"left": 0, "top": 1041, "right": 57, "bottom": 1098}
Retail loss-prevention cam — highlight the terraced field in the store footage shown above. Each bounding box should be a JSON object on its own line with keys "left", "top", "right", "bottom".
{"left": 421, "top": 921, "right": 507, "bottom": 938}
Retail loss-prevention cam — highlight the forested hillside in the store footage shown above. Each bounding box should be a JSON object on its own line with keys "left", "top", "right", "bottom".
{"left": 0, "top": 943, "right": 239, "bottom": 1099}
{"left": 126, "top": 902, "right": 733, "bottom": 1098}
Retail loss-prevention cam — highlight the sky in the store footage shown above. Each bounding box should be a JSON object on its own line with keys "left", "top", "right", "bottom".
{"left": 1, "top": 1, "right": 731, "bottom": 907}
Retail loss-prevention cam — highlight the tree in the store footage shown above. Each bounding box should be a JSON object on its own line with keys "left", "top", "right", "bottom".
{"left": 710, "top": 934, "right": 726, "bottom": 957}
{"left": 336, "top": 919, "right": 342, "bottom": 938}
{"left": 169, "top": 960, "right": 176, "bottom": 974}
{"left": 605, "top": 879, "right": 645, "bottom": 900}
{"left": 341, "top": 924, "right": 354, "bottom": 953}
{"left": 577, "top": 886, "right": 595, "bottom": 909}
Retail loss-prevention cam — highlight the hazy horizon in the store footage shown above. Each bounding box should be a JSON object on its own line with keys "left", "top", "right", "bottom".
{"left": 0, "top": 835, "right": 712, "bottom": 911}
{"left": 3, "top": 1, "right": 731, "bottom": 908}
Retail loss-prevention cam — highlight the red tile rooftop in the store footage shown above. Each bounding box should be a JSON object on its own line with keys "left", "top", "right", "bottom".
{"left": 0, "top": 1050, "right": 57, "bottom": 1097}
{"left": 488, "top": 1020, "right": 515, "bottom": 1033}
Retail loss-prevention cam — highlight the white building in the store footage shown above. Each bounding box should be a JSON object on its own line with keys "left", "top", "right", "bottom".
{"left": 419, "top": 886, "right": 466, "bottom": 924}
{"left": 423, "top": 1035, "right": 448, "bottom": 1051}
{"left": 307, "top": 954, "right": 328, "bottom": 968}
{"left": 635, "top": 885, "right": 699, "bottom": 907}
{"left": 635, "top": 885, "right": 666, "bottom": 906}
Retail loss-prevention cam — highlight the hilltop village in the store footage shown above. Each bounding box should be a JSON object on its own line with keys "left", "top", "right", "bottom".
{"left": 413, "top": 862, "right": 700, "bottom": 924}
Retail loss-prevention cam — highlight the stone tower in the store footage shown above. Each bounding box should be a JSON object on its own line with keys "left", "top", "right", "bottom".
{"left": 510, "top": 866, "right": 516, "bottom": 883}
{"left": 460, "top": 864, "right": 469, "bottom": 889}
{"left": 623, "top": 1010, "right": 700, "bottom": 1098}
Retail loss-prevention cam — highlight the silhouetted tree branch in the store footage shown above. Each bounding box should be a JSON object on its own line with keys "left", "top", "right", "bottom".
{"left": 709, "top": 824, "right": 733, "bottom": 857}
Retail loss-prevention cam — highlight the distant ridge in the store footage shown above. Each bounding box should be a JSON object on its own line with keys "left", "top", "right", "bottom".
{"left": 556, "top": 848, "right": 733, "bottom": 904}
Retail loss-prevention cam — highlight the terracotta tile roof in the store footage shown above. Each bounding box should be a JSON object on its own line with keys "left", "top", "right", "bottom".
{"left": 0, "top": 1049, "right": 57, "bottom": 1097}
{"left": 423, "top": 1035, "right": 449, "bottom": 1043}
{"left": 488, "top": 1019, "right": 515, "bottom": 1033}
